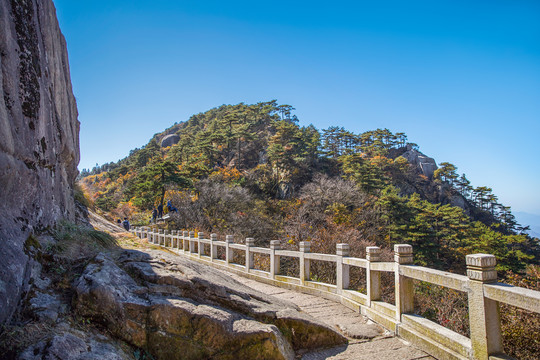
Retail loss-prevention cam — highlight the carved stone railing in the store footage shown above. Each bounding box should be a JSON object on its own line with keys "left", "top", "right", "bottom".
{"left": 131, "top": 227, "right": 540, "bottom": 360}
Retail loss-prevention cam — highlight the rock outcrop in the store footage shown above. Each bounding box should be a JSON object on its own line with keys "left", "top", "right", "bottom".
{"left": 73, "top": 250, "right": 346, "bottom": 359}
{"left": 19, "top": 326, "right": 132, "bottom": 360}
{"left": 160, "top": 133, "right": 180, "bottom": 148}
{"left": 0, "top": 0, "right": 79, "bottom": 323}
{"left": 401, "top": 144, "right": 438, "bottom": 178}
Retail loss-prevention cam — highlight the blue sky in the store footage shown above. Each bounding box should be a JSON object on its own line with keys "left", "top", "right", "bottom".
{"left": 53, "top": 0, "right": 540, "bottom": 216}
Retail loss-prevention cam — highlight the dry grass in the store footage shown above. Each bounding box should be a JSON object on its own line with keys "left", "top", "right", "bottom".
{"left": 0, "top": 321, "right": 53, "bottom": 359}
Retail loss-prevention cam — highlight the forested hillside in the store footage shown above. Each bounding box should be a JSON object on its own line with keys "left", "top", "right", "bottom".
{"left": 80, "top": 101, "right": 538, "bottom": 275}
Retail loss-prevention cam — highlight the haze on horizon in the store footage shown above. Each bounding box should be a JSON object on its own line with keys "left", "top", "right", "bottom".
{"left": 53, "top": 0, "right": 540, "bottom": 218}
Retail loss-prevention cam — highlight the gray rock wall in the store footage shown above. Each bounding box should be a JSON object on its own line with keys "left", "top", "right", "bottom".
{"left": 0, "top": 0, "right": 79, "bottom": 323}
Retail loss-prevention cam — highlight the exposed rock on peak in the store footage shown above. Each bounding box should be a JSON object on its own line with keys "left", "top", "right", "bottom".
{"left": 401, "top": 144, "right": 438, "bottom": 178}
{"left": 160, "top": 133, "right": 180, "bottom": 148}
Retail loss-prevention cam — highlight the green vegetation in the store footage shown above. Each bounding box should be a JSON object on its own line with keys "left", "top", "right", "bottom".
{"left": 79, "top": 101, "right": 540, "bottom": 358}
{"left": 80, "top": 100, "right": 537, "bottom": 272}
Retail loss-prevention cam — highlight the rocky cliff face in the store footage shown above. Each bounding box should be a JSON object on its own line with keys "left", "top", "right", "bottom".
{"left": 0, "top": 0, "right": 79, "bottom": 323}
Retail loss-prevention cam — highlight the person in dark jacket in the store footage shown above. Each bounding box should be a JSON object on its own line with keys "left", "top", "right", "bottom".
{"left": 122, "top": 217, "right": 130, "bottom": 231}
{"left": 152, "top": 208, "right": 158, "bottom": 223}
{"left": 157, "top": 203, "right": 163, "bottom": 218}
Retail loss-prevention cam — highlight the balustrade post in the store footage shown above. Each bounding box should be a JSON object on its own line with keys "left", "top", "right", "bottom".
{"left": 366, "top": 246, "right": 381, "bottom": 307}
{"left": 270, "top": 240, "right": 281, "bottom": 278}
{"left": 183, "top": 231, "right": 189, "bottom": 252}
{"left": 171, "top": 230, "right": 177, "bottom": 248}
{"left": 336, "top": 243, "right": 350, "bottom": 292}
{"left": 210, "top": 234, "right": 218, "bottom": 260}
{"left": 394, "top": 244, "right": 414, "bottom": 321}
{"left": 198, "top": 232, "right": 205, "bottom": 256}
{"left": 189, "top": 231, "right": 195, "bottom": 254}
{"left": 225, "top": 235, "right": 234, "bottom": 263}
{"left": 197, "top": 232, "right": 204, "bottom": 257}
{"left": 164, "top": 230, "right": 170, "bottom": 247}
{"left": 466, "top": 254, "right": 502, "bottom": 360}
{"left": 245, "top": 238, "right": 255, "bottom": 272}
{"left": 158, "top": 229, "right": 164, "bottom": 246}
{"left": 299, "top": 242, "right": 311, "bottom": 285}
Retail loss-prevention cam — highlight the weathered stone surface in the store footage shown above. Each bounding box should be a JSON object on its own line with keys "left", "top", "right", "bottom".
{"left": 73, "top": 250, "right": 346, "bottom": 359}
{"left": 19, "top": 330, "right": 131, "bottom": 360}
{"left": 0, "top": 0, "right": 79, "bottom": 323}
{"left": 401, "top": 145, "right": 437, "bottom": 178}
{"left": 160, "top": 133, "right": 180, "bottom": 147}
{"left": 29, "top": 291, "right": 66, "bottom": 323}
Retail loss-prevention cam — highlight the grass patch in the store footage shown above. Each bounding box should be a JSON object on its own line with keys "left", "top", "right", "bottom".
{"left": 51, "top": 221, "right": 117, "bottom": 260}
{"left": 0, "top": 322, "right": 53, "bottom": 359}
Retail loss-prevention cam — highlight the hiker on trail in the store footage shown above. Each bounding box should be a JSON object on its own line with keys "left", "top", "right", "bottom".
{"left": 166, "top": 199, "right": 178, "bottom": 213}
{"left": 152, "top": 208, "right": 158, "bottom": 223}
{"left": 157, "top": 203, "right": 163, "bottom": 218}
{"left": 117, "top": 219, "right": 122, "bottom": 226}
{"left": 122, "top": 217, "right": 130, "bottom": 231}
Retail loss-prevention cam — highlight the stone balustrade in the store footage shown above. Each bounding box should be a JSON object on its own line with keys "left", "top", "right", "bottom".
{"left": 131, "top": 226, "right": 540, "bottom": 360}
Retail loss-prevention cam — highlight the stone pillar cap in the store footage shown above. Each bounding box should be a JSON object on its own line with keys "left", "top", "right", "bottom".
{"left": 245, "top": 238, "right": 255, "bottom": 246}
{"left": 225, "top": 235, "right": 234, "bottom": 243}
{"left": 210, "top": 233, "right": 217, "bottom": 240}
{"left": 336, "top": 243, "right": 350, "bottom": 256}
{"left": 394, "top": 244, "right": 412, "bottom": 254}
{"left": 270, "top": 240, "right": 281, "bottom": 249}
{"left": 466, "top": 254, "right": 496, "bottom": 267}
{"left": 366, "top": 246, "right": 381, "bottom": 261}
{"left": 300, "top": 241, "right": 311, "bottom": 252}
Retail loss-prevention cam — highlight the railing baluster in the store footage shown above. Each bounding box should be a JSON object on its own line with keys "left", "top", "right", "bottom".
{"left": 198, "top": 232, "right": 204, "bottom": 257}
{"left": 164, "top": 230, "right": 169, "bottom": 247}
{"left": 245, "top": 238, "right": 255, "bottom": 272}
{"left": 225, "top": 235, "right": 234, "bottom": 263}
{"left": 336, "top": 243, "right": 350, "bottom": 292}
{"left": 171, "top": 230, "right": 177, "bottom": 248}
{"left": 159, "top": 229, "right": 164, "bottom": 246}
{"left": 183, "top": 231, "right": 188, "bottom": 252}
{"left": 466, "top": 254, "right": 502, "bottom": 360}
{"left": 300, "top": 241, "right": 311, "bottom": 285}
{"left": 211, "top": 234, "right": 217, "bottom": 261}
{"left": 394, "top": 244, "right": 414, "bottom": 321}
{"left": 366, "top": 246, "right": 381, "bottom": 307}
{"left": 270, "top": 240, "right": 280, "bottom": 278}
{"left": 189, "top": 231, "right": 195, "bottom": 253}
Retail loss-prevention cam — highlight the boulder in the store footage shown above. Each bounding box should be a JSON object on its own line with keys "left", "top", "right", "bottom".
{"left": 401, "top": 145, "right": 438, "bottom": 178}
{"left": 19, "top": 330, "right": 131, "bottom": 360}
{"left": 0, "top": 0, "right": 79, "bottom": 323}
{"left": 73, "top": 251, "right": 346, "bottom": 359}
{"left": 160, "top": 134, "right": 180, "bottom": 148}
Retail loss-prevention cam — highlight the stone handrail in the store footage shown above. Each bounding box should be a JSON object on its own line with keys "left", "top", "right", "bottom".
{"left": 131, "top": 227, "right": 540, "bottom": 360}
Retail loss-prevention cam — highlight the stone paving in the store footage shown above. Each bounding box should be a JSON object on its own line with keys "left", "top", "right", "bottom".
{"left": 227, "top": 273, "right": 435, "bottom": 360}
